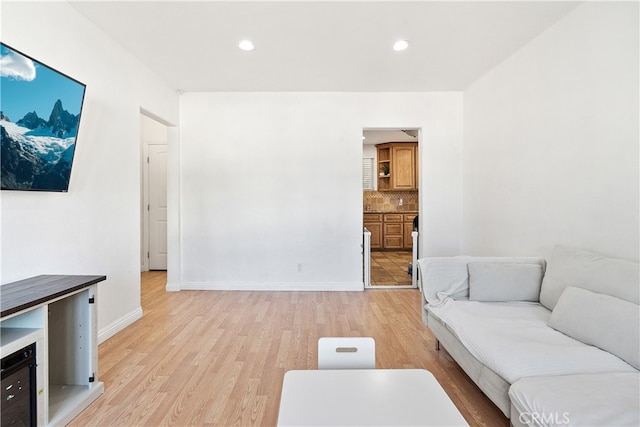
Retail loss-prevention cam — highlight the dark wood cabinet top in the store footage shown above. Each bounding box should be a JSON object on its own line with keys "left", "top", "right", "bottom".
{"left": 1, "top": 275, "right": 106, "bottom": 318}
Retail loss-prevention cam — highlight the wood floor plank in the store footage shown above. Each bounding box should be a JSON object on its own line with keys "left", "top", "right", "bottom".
{"left": 68, "top": 271, "right": 508, "bottom": 427}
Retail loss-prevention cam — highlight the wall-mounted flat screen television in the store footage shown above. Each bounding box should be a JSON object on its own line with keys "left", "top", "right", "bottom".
{"left": 1, "top": 42, "right": 86, "bottom": 192}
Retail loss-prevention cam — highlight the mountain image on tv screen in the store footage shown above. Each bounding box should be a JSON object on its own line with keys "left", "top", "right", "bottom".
{"left": 1, "top": 43, "right": 86, "bottom": 192}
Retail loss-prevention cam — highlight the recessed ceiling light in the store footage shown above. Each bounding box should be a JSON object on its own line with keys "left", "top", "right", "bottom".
{"left": 238, "top": 40, "right": 255, "bottom": 51}
{"left": 393, "top": 40, "right": 410, "bottom": 52}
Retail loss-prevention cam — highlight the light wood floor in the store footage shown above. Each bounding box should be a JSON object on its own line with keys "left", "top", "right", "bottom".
{"left": 69, "top": 271, "right": 508, "bottom": 427}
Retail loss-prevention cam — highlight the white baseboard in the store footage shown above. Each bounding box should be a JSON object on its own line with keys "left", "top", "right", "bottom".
{"left": 165, "top": 281, "right": 181, "bottom": 292}
{"left": 97, "top": 306, "right": 143, "bottom": 344}
{"left": 175, "top": 282, "right": 365, "bottom": 291}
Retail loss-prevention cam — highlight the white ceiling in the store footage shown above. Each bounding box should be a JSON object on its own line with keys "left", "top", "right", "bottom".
{"left": 363, "top": 129, "right": 418, "bottom": 145}
{"left": 68, "top": 1, "right": 581, "bottom": 92}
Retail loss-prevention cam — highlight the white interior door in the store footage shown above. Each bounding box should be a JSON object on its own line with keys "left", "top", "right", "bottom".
{"left": 149, "top": 144, "right": 168, "bottom": 270}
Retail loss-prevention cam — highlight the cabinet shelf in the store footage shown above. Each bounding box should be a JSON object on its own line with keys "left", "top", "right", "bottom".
{"left": 377, "top": 147, "right": 391, "bottom": 162}
{"left": 0, "top": 327, "right": 44, "bottom": 358}
{"left": 48, "top": 383, "right": 104, "bottom": 427}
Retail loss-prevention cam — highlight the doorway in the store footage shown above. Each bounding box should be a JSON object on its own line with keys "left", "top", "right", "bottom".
{"left": 141, "top": 113, "right": 168, "bottom": 271}
{"left": 362, "top": 128, "right": 420, "bottom": 288}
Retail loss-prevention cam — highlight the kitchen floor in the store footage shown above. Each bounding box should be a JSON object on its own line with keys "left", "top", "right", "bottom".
{"left": 371, "top": 250, "right": 413, "bottom": 286}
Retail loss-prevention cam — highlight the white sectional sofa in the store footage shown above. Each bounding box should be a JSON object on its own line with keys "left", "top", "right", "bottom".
{"left": 417, "top": 245, "right": 639, "bottom": 426}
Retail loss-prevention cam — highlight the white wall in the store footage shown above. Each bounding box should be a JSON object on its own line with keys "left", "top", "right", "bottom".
{"left": 173, "top": 92, "right": 463, "bottom": 290}
{"left": 1, "top": 2, "right": 180, "bottom": 341}
{"left": 463, "top": 2, "right": 639, "bottom": 260}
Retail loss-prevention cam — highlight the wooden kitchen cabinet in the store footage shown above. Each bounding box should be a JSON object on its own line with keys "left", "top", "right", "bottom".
{"left": 376, "top": 143, "right": 418, "bottom": 191}
{"left": 365, "top": 212, "right": 417, "bottom": 251}
{"left": 403, "top": 214, "right": 417, "bottom": 250}
{"left": 376, "top": 145, "right": 392, "bottom": 191}
{"left": 383, "top": 214, "right": 404, "bottom": 249}
{"left": 363, "top": 214, "right": 382, "bottom": 249}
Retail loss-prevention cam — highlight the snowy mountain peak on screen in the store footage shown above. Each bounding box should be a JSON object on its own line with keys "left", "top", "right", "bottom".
{"left": 16, "top": 99, "right": 80, "bottom": 138}
{"left": 1, "top": 101, "right": 78, "bottom": 191}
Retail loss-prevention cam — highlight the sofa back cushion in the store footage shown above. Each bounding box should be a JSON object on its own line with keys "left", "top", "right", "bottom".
{"left": 468, "top": 262, "right": 543, "bottom": 302}
{"left": 548, "top": 286, "right": 640, "bottom": 370}
{"left": 540, "top": 245, "right": 639, "bottom": 310}
{"left": 418, "top": 257, "right": 546, "bottom": 304}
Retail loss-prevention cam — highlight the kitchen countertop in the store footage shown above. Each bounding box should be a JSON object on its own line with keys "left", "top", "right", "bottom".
{"left": 364, "top": 210, "right": 418, "bottom": 214}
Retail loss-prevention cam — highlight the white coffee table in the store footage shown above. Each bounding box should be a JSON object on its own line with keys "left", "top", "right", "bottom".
{"left": 277, "top": 369, "right": 468, "bottom": 426}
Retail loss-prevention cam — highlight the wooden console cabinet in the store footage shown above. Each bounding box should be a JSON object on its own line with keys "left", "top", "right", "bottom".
{"left": 1, "top": 275, "right": 106, "bottom": 426}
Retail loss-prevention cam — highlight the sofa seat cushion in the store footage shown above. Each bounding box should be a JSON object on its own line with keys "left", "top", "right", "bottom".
{"left": 509, "top": 373, "right": 640, "bottom": 427}
{"left": 427, "top": 300, "right": 637, "bottom": 384}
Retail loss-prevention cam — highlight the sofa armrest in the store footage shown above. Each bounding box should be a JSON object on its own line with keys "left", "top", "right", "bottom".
{"left": 417, "top": 256, "right": 546, "bottom": 305}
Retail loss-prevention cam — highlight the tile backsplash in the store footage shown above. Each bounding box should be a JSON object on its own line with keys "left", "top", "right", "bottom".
{"left": 364, "top": 191, "right": 418, "bottom": 212}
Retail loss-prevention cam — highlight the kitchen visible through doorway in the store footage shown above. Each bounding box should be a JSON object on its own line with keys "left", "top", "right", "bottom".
{"left": 362, "top": 128, "right": 420, "bottom": 288}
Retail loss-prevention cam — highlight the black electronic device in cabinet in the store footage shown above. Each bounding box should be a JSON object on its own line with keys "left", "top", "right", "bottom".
{"left": 1, "top": 343, "right": 37, "bottom": 427}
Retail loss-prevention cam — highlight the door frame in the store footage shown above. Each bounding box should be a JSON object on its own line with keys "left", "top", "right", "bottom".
{"left": 140, "top": 113, "right": 169, "bottom": 272}
{"left": 362, "top": 127, "right": 422, "bottom": 289}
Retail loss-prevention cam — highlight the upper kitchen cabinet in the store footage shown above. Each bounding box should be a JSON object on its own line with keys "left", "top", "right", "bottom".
{"left": 376, "top": 142, "right": 418, "bottom": 191}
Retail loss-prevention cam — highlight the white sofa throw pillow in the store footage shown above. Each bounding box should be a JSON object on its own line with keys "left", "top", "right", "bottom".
{"left": 468, "top": 263, "right": 543, "bottom": 302}
{"left": 548, "top": 286, "right": 640, "bottom": 370}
